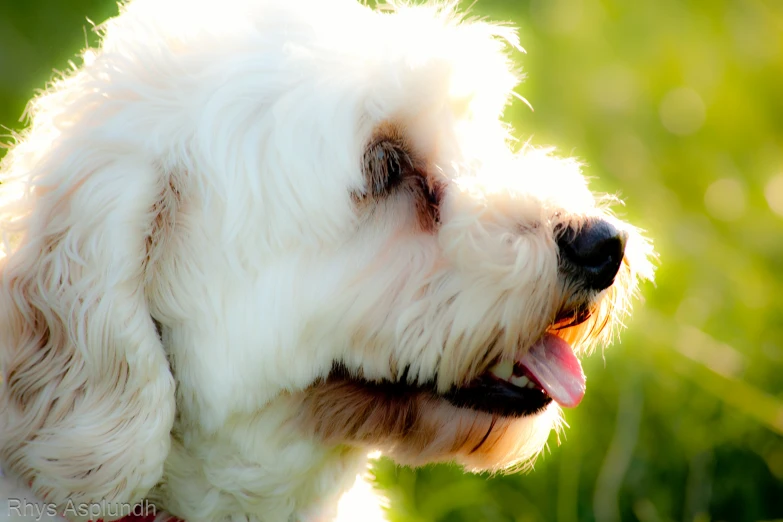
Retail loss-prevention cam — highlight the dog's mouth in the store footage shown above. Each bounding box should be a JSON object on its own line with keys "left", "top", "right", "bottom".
{"left": 322, "top": 327, "right": 587, "bottom": 421}
{"left": 443, "top": 332, "right": 585, "bottom": 418}
{"left": 440, "top": 303, "right": 592, "bottom": 417}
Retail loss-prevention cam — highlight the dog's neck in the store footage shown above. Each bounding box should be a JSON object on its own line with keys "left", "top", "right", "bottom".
{"left": 146, "top": 387, "right": 369, "bottom": 521}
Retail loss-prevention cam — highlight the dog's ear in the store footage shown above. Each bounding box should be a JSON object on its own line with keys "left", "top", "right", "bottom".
{"left": 0, "top": 150, "right": 176, "bottom": 520}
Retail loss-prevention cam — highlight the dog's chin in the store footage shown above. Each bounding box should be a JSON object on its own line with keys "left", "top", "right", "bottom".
{"left": 293, "top": 327, "right": 594, "bottom": 471}
{"left": 294, "top": 372, "right": 561, "bottom": 471}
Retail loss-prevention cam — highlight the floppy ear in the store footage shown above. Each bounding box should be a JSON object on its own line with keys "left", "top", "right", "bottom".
{"left": 0, "top": 147, "right": 176, "bottom": 520}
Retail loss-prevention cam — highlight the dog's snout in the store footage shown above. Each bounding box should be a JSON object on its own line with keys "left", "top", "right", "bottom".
{"left": 557, "top": 219, "right": 628, "bottom": 290}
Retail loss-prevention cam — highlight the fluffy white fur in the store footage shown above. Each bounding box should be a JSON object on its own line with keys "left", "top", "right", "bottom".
{"left": 0, "top": 0, "right": 653, "bottom": 521}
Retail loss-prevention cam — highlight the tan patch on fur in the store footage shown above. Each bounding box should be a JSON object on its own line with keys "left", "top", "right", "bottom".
{"left": 293, "top": 375, "right": 560, "bottom": 472}
{"left": 145, "top": 169, "right": 181, "bottom": 277}
{"left": 356, "top": 122, "right": 443, "bottom": 233}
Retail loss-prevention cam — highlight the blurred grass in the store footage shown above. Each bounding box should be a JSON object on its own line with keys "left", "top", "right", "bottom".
{"left": 2, "top": 0, "right": 783, "bottom": 521}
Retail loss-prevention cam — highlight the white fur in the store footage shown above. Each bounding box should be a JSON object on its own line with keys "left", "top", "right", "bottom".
{"left": 0, "top": 0, "right": 653, "bottom": 521}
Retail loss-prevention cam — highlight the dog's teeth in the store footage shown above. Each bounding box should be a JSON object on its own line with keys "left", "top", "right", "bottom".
{"left": 526, "top": 380, "right": 537, "bottom": 389}
{"left": 490, "top": 360, "right": 513, "bottom": 380}
{"left": 510, "top": 375, "right": 530, "bottom": 388}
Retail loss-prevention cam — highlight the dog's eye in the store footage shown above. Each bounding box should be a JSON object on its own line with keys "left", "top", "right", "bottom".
{"left": 363, "top": 140, "right": 413, "bottom": 197}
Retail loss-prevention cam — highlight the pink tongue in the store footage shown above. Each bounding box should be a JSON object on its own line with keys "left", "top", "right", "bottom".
{"left": 518, "top": 333, "right": 585, "bottom": 408}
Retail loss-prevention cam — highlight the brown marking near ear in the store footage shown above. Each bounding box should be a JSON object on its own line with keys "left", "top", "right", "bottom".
{"left": 356, "top": 122, "right": 443, "bottom": 233}
{"left": 145, "top": 169, "right": 181, "bottom": 274}
{"left": 361, "top": 126, "right": 412, "bottom": 198}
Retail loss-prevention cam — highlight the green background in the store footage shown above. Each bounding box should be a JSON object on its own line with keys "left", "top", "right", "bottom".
{"left": 2, "top": 0, "right": 782, "bottom": 520}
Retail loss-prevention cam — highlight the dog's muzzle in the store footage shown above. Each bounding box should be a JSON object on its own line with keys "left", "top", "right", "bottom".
{"left": 441, "top": 218, "right": 629, "bottom": 417}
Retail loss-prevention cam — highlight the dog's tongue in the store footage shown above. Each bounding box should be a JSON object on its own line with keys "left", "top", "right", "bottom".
{"left": 518, "top": 333, "right": 585, "bottom": 408}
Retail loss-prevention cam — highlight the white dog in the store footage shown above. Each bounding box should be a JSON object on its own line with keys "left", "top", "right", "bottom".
{"left": 0, "top": 0, "right": 654, "bottom": 520}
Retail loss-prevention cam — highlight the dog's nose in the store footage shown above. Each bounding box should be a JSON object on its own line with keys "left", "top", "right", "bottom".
{"left": 557, "top": 219, "right": 628, "bottom": 290}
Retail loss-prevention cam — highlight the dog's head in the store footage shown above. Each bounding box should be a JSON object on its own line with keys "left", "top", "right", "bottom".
{"left": 249, "top": 1, "right": 657, "bottom": 472}
{"left": 0, "top": 0, "right": 654, "bottom": 510}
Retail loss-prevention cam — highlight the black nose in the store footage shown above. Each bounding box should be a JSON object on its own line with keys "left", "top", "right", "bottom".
{"left": 557, "top": 219, "right": 628, "bottom": 290}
